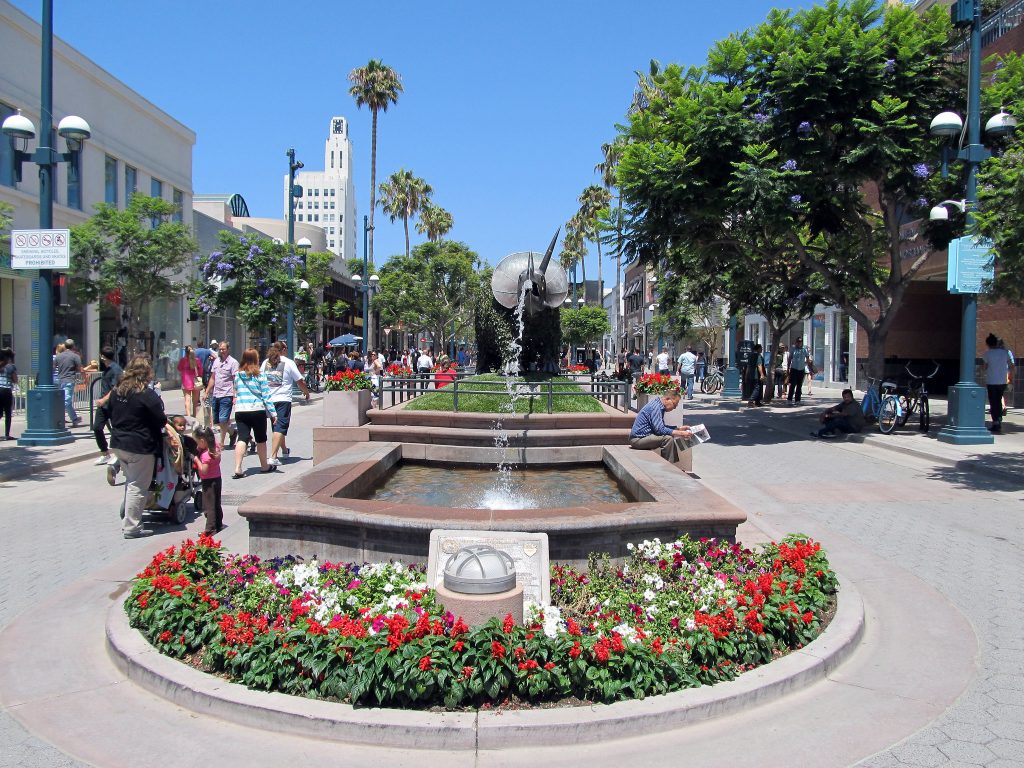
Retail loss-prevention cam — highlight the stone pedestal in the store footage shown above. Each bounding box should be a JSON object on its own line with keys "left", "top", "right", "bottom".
{"left": 323, "top": 388, "right": 371, "bottom": 427}
{"left": 435, "top": 584, "right": 524, "bottom": 627}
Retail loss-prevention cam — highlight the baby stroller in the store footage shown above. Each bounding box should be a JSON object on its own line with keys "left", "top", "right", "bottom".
{"left": 118, "top": 422, "right": 202, "bottom": 525}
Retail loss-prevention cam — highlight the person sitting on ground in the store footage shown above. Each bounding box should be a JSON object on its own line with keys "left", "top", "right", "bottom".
{"left": 812, "top": 389, "right": 865, "bottom": 439}
{"left": 629, "top": 389, "right": 693, "bottom": 463}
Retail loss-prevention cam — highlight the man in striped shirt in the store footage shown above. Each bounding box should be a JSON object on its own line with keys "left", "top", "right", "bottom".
{"left": 629, "top": 390, "right": 693, "bottom": 463}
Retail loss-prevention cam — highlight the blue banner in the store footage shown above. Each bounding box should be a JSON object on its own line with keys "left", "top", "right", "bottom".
{"left": 947, "top": 236, "right": 995, "bottom": 294}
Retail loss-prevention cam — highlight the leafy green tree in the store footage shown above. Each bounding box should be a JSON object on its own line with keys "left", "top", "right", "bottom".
{"left": 349, "top": 59, "right": 403, "bottom": 266}
{"left": 0, "top": 201, "right": 12, "bottom": 241}
{"left": 559, "top": 214, "right": 587, "bottom": 291}
{"left": 620, "top": 0, "right": 957, "bottom": 380}
{"left": 371, "top": 240, "right": 480, "bottom": 353}
{"left": 975, "top": 52, "right": 1024, "bottom": 303}
{"left": 415, "top": 201, "right": 454, "bottom": 242}
{"left": 189, "top": 232, "right": 332, "bottom": 339}
{"left": 378, "top": 169, "right": 433, "bottom": 258}
{"left": 69, "top": 195, "right": 195, "bottom": 343}
{"left": 561, "top": 304, "right": 611, "bottom": 351}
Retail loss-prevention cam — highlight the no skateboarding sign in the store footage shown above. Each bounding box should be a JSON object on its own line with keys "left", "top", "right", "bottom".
{"left": 11, "top": 229, "right": 70, "bottom": 269}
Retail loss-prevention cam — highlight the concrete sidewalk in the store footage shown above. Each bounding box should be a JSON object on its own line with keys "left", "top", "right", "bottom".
{"left": 0, "top": 389, "right": 325, "bottom": 483}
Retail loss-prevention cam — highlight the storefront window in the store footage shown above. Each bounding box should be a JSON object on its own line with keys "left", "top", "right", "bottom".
{"left": 811, "top": 314, "right": 827, "bottom": 380}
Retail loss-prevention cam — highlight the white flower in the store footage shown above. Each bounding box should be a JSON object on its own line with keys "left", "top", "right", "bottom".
{"left": 611, "top": 623, "right": 640, "bottom": 643}
{"left": 346, "top": 595, "right": 358, "bottom": 606}
{"left": 685, "top": 617, "right": 697, "bottom": 632}
{"left": 626, "top": 542, "right": 635, "bottom": 551}
{"left": 382, "top": 582, "right": 394, "bottom": 593}
{"left": 643, "top": 589, "right": 657, "bottom": 602}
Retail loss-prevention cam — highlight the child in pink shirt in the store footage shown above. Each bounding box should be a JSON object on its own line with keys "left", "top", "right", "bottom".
{"left": 192, "top": 425, "right": 223, "bottom": 534}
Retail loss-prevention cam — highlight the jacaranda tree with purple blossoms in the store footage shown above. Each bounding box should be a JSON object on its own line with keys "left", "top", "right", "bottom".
{"left": 70, "top": 195, "right": 196, "bottom": 345}
{"left": 619, "top": 0, "right": 959, "bottom": 382}
{"left": 190, "top": 233, "right": 333, "bottom": 343}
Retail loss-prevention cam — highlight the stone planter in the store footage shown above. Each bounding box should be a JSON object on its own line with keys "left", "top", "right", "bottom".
{"left": 636, "top": 392, "right": 650, "bottom": 411}
{"left": 323, "top": 388, "right": 372, "bottom": 427}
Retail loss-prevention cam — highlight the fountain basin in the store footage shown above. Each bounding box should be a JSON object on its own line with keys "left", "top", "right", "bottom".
{"left": 238, "top": 442, "right": 745, "bottom": 568}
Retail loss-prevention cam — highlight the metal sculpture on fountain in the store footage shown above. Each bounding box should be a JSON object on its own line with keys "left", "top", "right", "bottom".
{"left": 490, "top": 229, "right": 568, "bottom": 314}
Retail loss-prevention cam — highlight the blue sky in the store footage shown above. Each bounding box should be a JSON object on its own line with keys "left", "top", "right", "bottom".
{"left": 12, "top": 0, "right": 821, "bottom": 271}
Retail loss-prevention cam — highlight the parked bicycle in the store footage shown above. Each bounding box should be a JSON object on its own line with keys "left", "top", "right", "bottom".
{"left": 888, "top": 361, "right": 939, "bottom": 433}
{"left": 701, "top": 365, "right": 724, "bottom": 394}
{"left": 859, "top": 371, "right": 902, "bottom": 433}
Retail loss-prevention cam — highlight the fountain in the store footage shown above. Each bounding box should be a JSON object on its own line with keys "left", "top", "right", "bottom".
{"left": 261, "top": 232, "right": 744, "bottom": 569}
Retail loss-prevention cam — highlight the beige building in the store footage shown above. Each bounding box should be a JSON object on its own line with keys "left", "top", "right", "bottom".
{"left": 0, "top": 0, "right": 195, "bottom": 373}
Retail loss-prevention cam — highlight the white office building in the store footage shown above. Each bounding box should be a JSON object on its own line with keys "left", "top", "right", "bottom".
{"left": 283, "top": 116, "right": 357, "bottom": 269}
{"left": 0, "top": 0, "right": 194, "bottom": 375}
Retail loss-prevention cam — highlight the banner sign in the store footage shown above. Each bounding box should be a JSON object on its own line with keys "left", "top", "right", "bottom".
{"left": 947, "top": 235, "right": 994, "bottom": 294}
{"left": 11, "top": 229, "right": 70, "bottom": 269}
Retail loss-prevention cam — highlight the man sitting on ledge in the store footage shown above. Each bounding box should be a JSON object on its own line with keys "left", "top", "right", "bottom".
{"left": 629, "top": 389, "right": 693, "bottom": 463}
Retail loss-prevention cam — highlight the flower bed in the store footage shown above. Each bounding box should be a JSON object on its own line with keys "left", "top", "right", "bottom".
{"left": 125, "top": 534, "right": 837, "bottom": 710}
{"left": 635, "top": 373, "right": 677, "bottom": 395}
{"left": 324, "top": 370, "right": 374, "bottom": 391}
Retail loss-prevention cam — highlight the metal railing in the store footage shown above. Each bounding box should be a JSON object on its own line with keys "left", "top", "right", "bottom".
{"left": 377, "top": 374, "right": 629, "bottom": 413}
{"left": 13, "top": 371, "right": 101, "bottom": 415}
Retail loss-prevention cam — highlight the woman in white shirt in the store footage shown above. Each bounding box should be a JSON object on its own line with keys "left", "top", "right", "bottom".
{"left": 983, "top": 333, "right": 1011, "bottom": 434}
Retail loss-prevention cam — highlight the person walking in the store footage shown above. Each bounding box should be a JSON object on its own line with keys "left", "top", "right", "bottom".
{"left": 92, "top": 346, "right": 123, "bottom": 467}
{"left": 417, "top": 348, "right": 434, "bottom": 392}
{"left": 0, "top": 347, "right": 17, "bottom": 440}
{"left": 104, "top": 356, "right": 166, "bottom": 539}
{"left": 746, "top": 343, "right": 766, "bottom": 407}
{"left": 260, "top": 341, "right": 309, "bottom": 466}
{"left": 695, "top": 351, "right": 706, "bottom": 385}
{"left": 999, "top": 338, "right": 1015, "bottom": 416}
{"left": 983, "top": 333, "right": 1011, "bottom": 434}
{"left": 202, "top": 341, "right": 238, "bottom": 448}
{"left": 177, "top": 346, "right": 202, "bottom": 419}
{"left": 231, "top": 348, "right": 277, "bottom": 478}
{"left": 191, "top": 425, "right": 224, "bottom": 534}
{"left": 786, "top": 337, "right": 811, "bottom": 404}
{"left": 54, "top": 338, "right": 84, "bottom": 427}
{"left": 676, "top": 346, "right": 698, "bottom": 401}
{"left": 772, "top": 342, "right": 788, "bottom": 400}
{"left": 656, "top": 347, "right": 671, "bottom": 375}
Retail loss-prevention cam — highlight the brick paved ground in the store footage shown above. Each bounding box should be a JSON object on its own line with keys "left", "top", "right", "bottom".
{"left": 0, "top": 390, "right": 1021, "bottom": 766}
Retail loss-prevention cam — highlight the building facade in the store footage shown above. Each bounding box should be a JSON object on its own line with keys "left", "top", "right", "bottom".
{"left": 283, "top": 116, "right": 357, "bottom": 269}
{"left": 0, "top": 0, "right": 195, "bottom": 375}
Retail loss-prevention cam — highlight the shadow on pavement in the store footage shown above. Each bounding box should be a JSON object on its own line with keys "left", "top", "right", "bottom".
{"left": 926, "top": 453, "right": 1024, "bottom": 493}
{"left": 697, "top": 408, "right": 810, "bottom": 448}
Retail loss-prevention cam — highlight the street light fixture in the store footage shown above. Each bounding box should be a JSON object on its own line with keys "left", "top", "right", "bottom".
{"left": 285, "top": 149, "right": 304, "bottom": 353}
{"left": 2, "top": 0, "right": 91, "bottom": 446}
{"left": 927, "top": 0, "right": 1016, "bottom": 445}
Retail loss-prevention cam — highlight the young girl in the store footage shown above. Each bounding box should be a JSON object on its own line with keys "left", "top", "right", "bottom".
{"left": 192, "top": 425, "right": 223, "bottom": 534}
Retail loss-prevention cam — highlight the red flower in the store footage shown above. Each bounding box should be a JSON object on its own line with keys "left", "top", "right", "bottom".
{"left": 491, "top": 641, "right": 506, "bottom": 659}
{"left": 452, "top": 640, "right": 465, "bottom": 652}
{"left": 802, "top": 611, "right": 814, "bottom": 625}
{"left": 451, "top": 617, "right": 469, "bottom": 637}
{"left": 461, "top": 666, "right": 474, "bottom": 680}
{"left": 566, "top": 618, "right": 582, "bottom": 636}
{"left": 419, "top": 655, "right": 431, "bottom": 671}
{"left": 502, "top": 613, "right": 515, "bottom": 633}
{"left": 569, "top": 641, "right": 582, "bottom": 658}
{"left": 159, "top": 630, "right": 172, "bottom": 642}
{"left": 544, "top": 661, "right": 556, "bottom": 670}
{"left": 651, "top": 637, "right": 664, "bottom": 655}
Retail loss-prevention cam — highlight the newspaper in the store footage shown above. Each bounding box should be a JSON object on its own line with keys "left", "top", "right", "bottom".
{"left": 676, "top": 423, "right": 711, "bottom": 451}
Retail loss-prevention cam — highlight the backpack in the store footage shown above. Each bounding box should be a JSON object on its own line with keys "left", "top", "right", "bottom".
{"left": 202, "top": 353, "right": 215, "bottom": 387}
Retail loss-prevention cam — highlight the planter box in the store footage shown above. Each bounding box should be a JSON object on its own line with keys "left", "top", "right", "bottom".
{"left": 323, "top": 388, "right": 372, "bottom": 427}
{"left": 636, "top": 392, "right": 650, "bottom": 411}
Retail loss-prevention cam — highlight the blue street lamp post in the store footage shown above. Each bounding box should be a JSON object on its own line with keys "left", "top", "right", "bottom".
{"left": 2, "top": 0, "right": 91, "bottom": 446}
{"left": 285, "top": 148, "right": 303, "bottom": 352}
{"left": 722, "top": 314, "right": 742, "bottom": 397}
{"left": 355, "top": 215, "right": 378, "bottom": 354}
{"left": 930, "top": 0, "right": 1016, "bottom": 444}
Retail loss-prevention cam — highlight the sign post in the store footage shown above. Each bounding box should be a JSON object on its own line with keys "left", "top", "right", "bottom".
{"left": 11, "top": 228, "right": 70, "bottom": 270}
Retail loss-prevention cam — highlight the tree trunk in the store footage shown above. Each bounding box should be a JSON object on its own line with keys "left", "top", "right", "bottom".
{"left": 596, "top": 238, "right": 603, "bottom": 311}
{"left": 369, "top": 110, "right": 378, "bottom": 266}
{"left": 863, "top": 327, "right": 888, "bottom": 393}
{"left": 403, "top": 215, "right": 410, "bottom": 258}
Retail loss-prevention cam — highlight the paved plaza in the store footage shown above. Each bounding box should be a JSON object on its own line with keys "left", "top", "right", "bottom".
{"left": 0, "top": 389, "right": 1022, "bottom": 767}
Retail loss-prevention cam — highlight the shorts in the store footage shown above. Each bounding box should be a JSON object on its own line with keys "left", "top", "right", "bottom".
{"left": 235, "top": 410, "right": 268, "bottom": 445}
{"left": 272, "top": 401, "right": 292, "bottom": 434}
{"left": 211, "top": 396, "right": 233, "bottom": 424}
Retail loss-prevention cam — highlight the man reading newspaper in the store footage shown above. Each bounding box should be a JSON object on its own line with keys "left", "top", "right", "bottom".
{"left": 629, "top": 390, "right": 700, "bottom": 463}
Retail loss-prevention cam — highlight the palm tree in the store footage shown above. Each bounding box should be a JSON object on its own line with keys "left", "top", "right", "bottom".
{"left": 596, "top": 138, "right": 626, "bottom": 357}
{"left": 378, "top": 169, "right": 433, "bottom": 257}
{"left": 559, "top": 215, "right": 587, "bottom": 302}
{"left": 348, "top": 59, "right": 403, "bottom": 266}
{"left": 415, "top": 201, "right": 454, "bottom": 242}
{"left": 577, "top": 184, "right": 612, "bottom": 305}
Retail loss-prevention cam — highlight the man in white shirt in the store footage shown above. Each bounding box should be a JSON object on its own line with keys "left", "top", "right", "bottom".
{"left": 260, "top": 341, "right": 310, "bottom": 464}
{"left": 656, "top": 347, "right": 671, "bottom": 375}
{"left": 677, "top": 346, "right": 698, "bottom": 400}
{"left": 416, "top": 349, "right": 434, "bottom": 392}
{"left": 983, "top": 333, "right": 1011, "bottom": 434}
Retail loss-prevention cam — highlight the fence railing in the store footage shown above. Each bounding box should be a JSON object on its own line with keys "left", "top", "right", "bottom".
{"left": 377, "top": 374, "right": 629, "bottom": 413}
{"left": 13, "top": 372, "right": 102, "bottom": 416}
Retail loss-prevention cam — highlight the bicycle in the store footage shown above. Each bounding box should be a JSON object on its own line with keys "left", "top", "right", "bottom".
{"left": 859, "top": 373, "right": 903, "bottom": 433}
{"left": 701, "top": 365, "right": 724, "bottom": 394}
{"left": 895, "top": 361, "right": 939, "bottom": 433}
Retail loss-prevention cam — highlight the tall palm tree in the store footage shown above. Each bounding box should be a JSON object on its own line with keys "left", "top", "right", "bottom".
{"left": 577, "top": 184, "right": 612, "bottom": 305}
{"left": 348, "top": 59, "right": 403, "bottom": 266}
{"left": 596, "top": 138, "right": 626, "bottom": 356}
{"left": 415, "top": 201, "right": 454, "bottom": 242}
{"left": 378, "top": 169, "right": 433, "bottom": 257}
{"left": 559, "top": 215, "right": 587, "bottom": 302}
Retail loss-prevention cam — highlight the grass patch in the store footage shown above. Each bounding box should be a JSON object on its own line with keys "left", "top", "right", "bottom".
{"left": 403, "top": 373, "right": 605, "bottom": 413}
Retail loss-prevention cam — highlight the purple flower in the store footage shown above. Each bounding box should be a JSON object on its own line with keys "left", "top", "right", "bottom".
{"left": 797, "top": 121, "right": 812, "bottom": 135}
{"left": 916, "top": 197, "right": 929, "bottom": 208}
{"left": 753, "top": 112, "right": 770, "bottom": 124}
{"left": 883, "top": 58, "right": 896, "bottom": 74}
{"left": 912, "top": 163, "right": 929, "bottom": 178}
{"left": 790, "top": 194, "right": 802, "bottom": 204}
{"left": 782, "top": 159, "right": 797, "bottom": 171}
